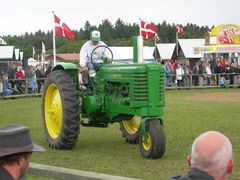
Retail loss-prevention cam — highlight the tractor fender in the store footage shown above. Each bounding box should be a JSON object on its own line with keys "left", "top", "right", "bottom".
{"left": 52, "top": 62, "right": 78, "bottom": 71}
{"left": 52, "top": 63, "right": 80, "bottom": 90}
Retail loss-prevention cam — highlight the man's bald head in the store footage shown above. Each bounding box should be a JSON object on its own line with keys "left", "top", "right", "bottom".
{"left": 191, "top": 131, "right": 233, "bottom": 174}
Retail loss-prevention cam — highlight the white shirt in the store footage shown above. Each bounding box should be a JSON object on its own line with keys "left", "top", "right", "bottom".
{"left": 176, "top": 66, "right": 184, "bottom": 80}
{"left": 79, "top": 40, "right": 107, "bottom": 67}
{"left": 205, "top": 66, "right": 212, "bottom": 76}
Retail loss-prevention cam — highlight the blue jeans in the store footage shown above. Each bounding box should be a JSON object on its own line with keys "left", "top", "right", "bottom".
{"left": 29, "top": 80, "right": 36, "bottom": 93}
{"left": 3, "top": 88, "right": 13, "bottom": 96}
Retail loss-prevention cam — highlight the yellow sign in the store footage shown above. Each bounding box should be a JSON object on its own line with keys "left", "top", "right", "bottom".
{"left": 194, "top": 47, "right": 215, "bottom": 54}
{"left": 210, "top": 24, "right": 240, "bottom": 45}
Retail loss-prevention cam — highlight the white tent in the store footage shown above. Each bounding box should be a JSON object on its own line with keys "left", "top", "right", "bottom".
{"left": 178, "top": 39, "right": 205, "bottom": 58}
{"left": 0, "top": 46, "right": 14, "bottom": 59}
{"left": 155, "top": 43, "right": 176, "bottom": 60}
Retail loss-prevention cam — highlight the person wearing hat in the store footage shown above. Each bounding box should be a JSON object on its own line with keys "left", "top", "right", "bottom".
{"left": 79, "top": 30, "right": 107, "bottom": 72}
{"left": 79, "top": 30, "right": 107, "bottom": 84}
{"left": 0, "top": 124, "right": 45, "bottom": 180}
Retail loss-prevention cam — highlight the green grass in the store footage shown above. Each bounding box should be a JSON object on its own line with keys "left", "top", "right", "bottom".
{"left": 0, "top": 89, "right": 239, "bottom": 180}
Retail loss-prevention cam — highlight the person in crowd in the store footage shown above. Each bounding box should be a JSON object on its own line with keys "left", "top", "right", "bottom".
{"left": 26, "top": 65, "right": 36, "bottom": 93}
{"left": 192, "top": 64, "right": 199, "bottom": 86}
{"left": 15, "top": 65, "right": 25, "bottom": 94}
{"left": 198, "top": 59, "right": 205, "bottom": 87}
{"left": 225, "top": 65, "right": 234, "bottom": 85}
{"left": 220, "top": 76, "right": 226, "bottom": 87}
{"left": 170, "top": 60, "right": 178, "bottom": 85}
{"left": 182, "top": 62, "right": 192, "bottom": 87}
{"left": 164, "top": 60, "right": 172, "bottom": 87}
{"left": 15, "top": 65, "right": 24, "bottom": 80}
{"left": 0, "top": 73, "right": 14, "bottom": 96}
{"left": 204, "top": 63, "right": 212, "bottom": 86}
{"left": 0, "top": 124, "right": 45, "bottom": 179}
{"left": 176, "top": 63, "right": 184, "bottom": 87}
{"left": 169, "top": 131, "right": 234, "bottom": 180}
{"left": 35, "top": 65, "right": 44, "bottom": 93}
{"left": 219, "top": 55, "right": 227, "bottom": 71}
{"left": 214, "top": 60, "right": 225, "bottom": 86}
{"left": 8, "top": 63, "right": 17, "bottom": 88}
{"left": 228, "top": 53, "right": 237, "bottom": 66}
{"left": 233, "top": 64, "right": 240, "bottom": 85}
{"left": 79, "top": 30, "right": 107, "bottom": 85}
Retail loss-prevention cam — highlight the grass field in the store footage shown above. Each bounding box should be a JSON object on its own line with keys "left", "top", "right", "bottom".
{"left": 0, "top": 88, "right": 239, "bottom": 180}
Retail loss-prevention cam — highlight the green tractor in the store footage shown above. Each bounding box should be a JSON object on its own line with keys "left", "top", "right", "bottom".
{"left": 42, "top": 44, "right": 166, "bottom": 159}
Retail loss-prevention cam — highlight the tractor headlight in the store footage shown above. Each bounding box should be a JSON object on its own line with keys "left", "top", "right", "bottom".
{"left": 89, "top": 69, "right": 96, "bottom": 77}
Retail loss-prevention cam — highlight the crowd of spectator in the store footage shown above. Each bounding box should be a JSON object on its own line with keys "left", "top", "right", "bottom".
{"left": 162, "top": 53, "right": 240, "bottom": 87}
{"left": 0, "top": 63, "right": 48, "bottom": 97}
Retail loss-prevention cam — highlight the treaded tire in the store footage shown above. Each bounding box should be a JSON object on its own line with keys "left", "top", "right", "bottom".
{"left": 139, "top": 120, "right": 166, "bottom": 159}
{"left": 120, "top": 116, "right": 141, "bottom": 144}
{"left": 42, "top": 70, "right": 80, "bottom": 149}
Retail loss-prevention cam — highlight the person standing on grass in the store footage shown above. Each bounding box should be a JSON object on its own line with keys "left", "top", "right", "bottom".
{"left": 0, "top": 124, "right": 45, "bottom": 180}
{"left": 169, "top": 131, "right": 234, "bottom": 180}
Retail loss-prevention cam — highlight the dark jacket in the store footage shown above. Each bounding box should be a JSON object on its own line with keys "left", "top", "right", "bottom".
{"left": 169, "top": 168, "right": 214, "bottom": 180}
{"left": 8, "top": 69, "right": 16, "bottom": 80}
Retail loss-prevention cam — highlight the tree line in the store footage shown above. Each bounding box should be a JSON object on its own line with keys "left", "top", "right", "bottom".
{"left": 3, "top": 18, "right": 213, "bottom": 59}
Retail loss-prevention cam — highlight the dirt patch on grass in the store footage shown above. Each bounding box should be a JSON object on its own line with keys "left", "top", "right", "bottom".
{"left": 185, "top": 92, "right": 240, "bottom": 102}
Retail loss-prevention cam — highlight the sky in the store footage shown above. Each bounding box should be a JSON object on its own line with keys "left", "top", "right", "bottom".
{"left": 1, "top": 0, "right": 240, "bottom": 36}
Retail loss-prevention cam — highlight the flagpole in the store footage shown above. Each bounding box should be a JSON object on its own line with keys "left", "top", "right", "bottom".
{"left": 52, "top": 11, "right": 56, "bottom": 67}
{"left": 176, "top": 27, "right": 179, "bottom": 56}
{"left": 139, "top": 18, "right": 141, "bottom": 36}
{"left": 32, "top": 46, "right": 35, "bottom": 59}
{"left": 154, "top": 35, "right": 157, "bottom": 61}
{"left": 42, "top": 41, "right": 45, "bottom": 72}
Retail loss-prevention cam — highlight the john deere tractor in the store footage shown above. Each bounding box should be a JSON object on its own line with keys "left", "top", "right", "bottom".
{"left": 42, "top": 42, "right": 166, "bottom": 159}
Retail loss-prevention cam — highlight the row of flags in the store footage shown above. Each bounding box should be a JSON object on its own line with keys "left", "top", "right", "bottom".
{"left": 53, "top": 13, "right": 185, "bottom": 43}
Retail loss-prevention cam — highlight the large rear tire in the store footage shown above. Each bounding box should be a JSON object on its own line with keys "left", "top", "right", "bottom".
{"left": 120, "top": 116, "right": 141, "bottom": 144}
{"left": 139, "top": 120, "right": 166, "bottom": 159}
{"left": 42, "top": 70, "right": 80, "bottom": 149}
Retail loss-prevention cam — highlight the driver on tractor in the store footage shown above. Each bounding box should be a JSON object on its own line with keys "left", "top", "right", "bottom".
{"left": 79, "top": 30, "right": 107, "bottom": 85}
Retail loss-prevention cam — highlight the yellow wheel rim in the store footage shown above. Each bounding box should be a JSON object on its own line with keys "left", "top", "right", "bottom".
{"left": 45, "top": 84, "right": 62, "bottom": 139}
{"left": 142, "top": 133, "right": 151, "bottom": 151}
{"left": 122, "top": 116, "right": 141, "bottom": 134}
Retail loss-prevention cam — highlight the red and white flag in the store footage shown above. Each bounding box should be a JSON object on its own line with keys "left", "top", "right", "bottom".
{"left": 54, "top": 14, "right": 74, "bottom": 42}
{"left": 140, "top": 20, "right": 160, "bottom": 41}
{"left": 176, "top": 24, "right": 184, "bottom": 34}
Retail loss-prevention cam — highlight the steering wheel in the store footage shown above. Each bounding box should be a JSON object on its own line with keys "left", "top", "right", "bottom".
{"left": 90, "top": 45, "right": 113, "bottom": 68}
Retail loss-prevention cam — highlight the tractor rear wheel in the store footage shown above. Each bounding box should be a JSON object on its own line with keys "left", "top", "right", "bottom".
{"left": 139, "top": 120, "right": 165, "bottom": 159}
{"left": 42, "top": 70, "right": 80, "bottom": 149}
{"left": 120, "top": 116, "right": 141, "bottom": 144}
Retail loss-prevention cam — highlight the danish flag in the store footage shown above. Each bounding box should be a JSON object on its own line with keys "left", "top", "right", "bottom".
{"left": 176, "top": 25, "right": 184, "bottom": 34}
{"left": 140, "top": 20, "right": 160, "bottom": 41}
{"left": 54, "top": 14, "right": 74, "bottom": 42}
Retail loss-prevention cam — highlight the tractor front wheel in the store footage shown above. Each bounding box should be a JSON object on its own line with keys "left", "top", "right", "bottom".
{"left": 42, "top": 70, "right": 80, "bottom": 149}
{"left": 139, "top": 120, "right": 166, "bottom": 159}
